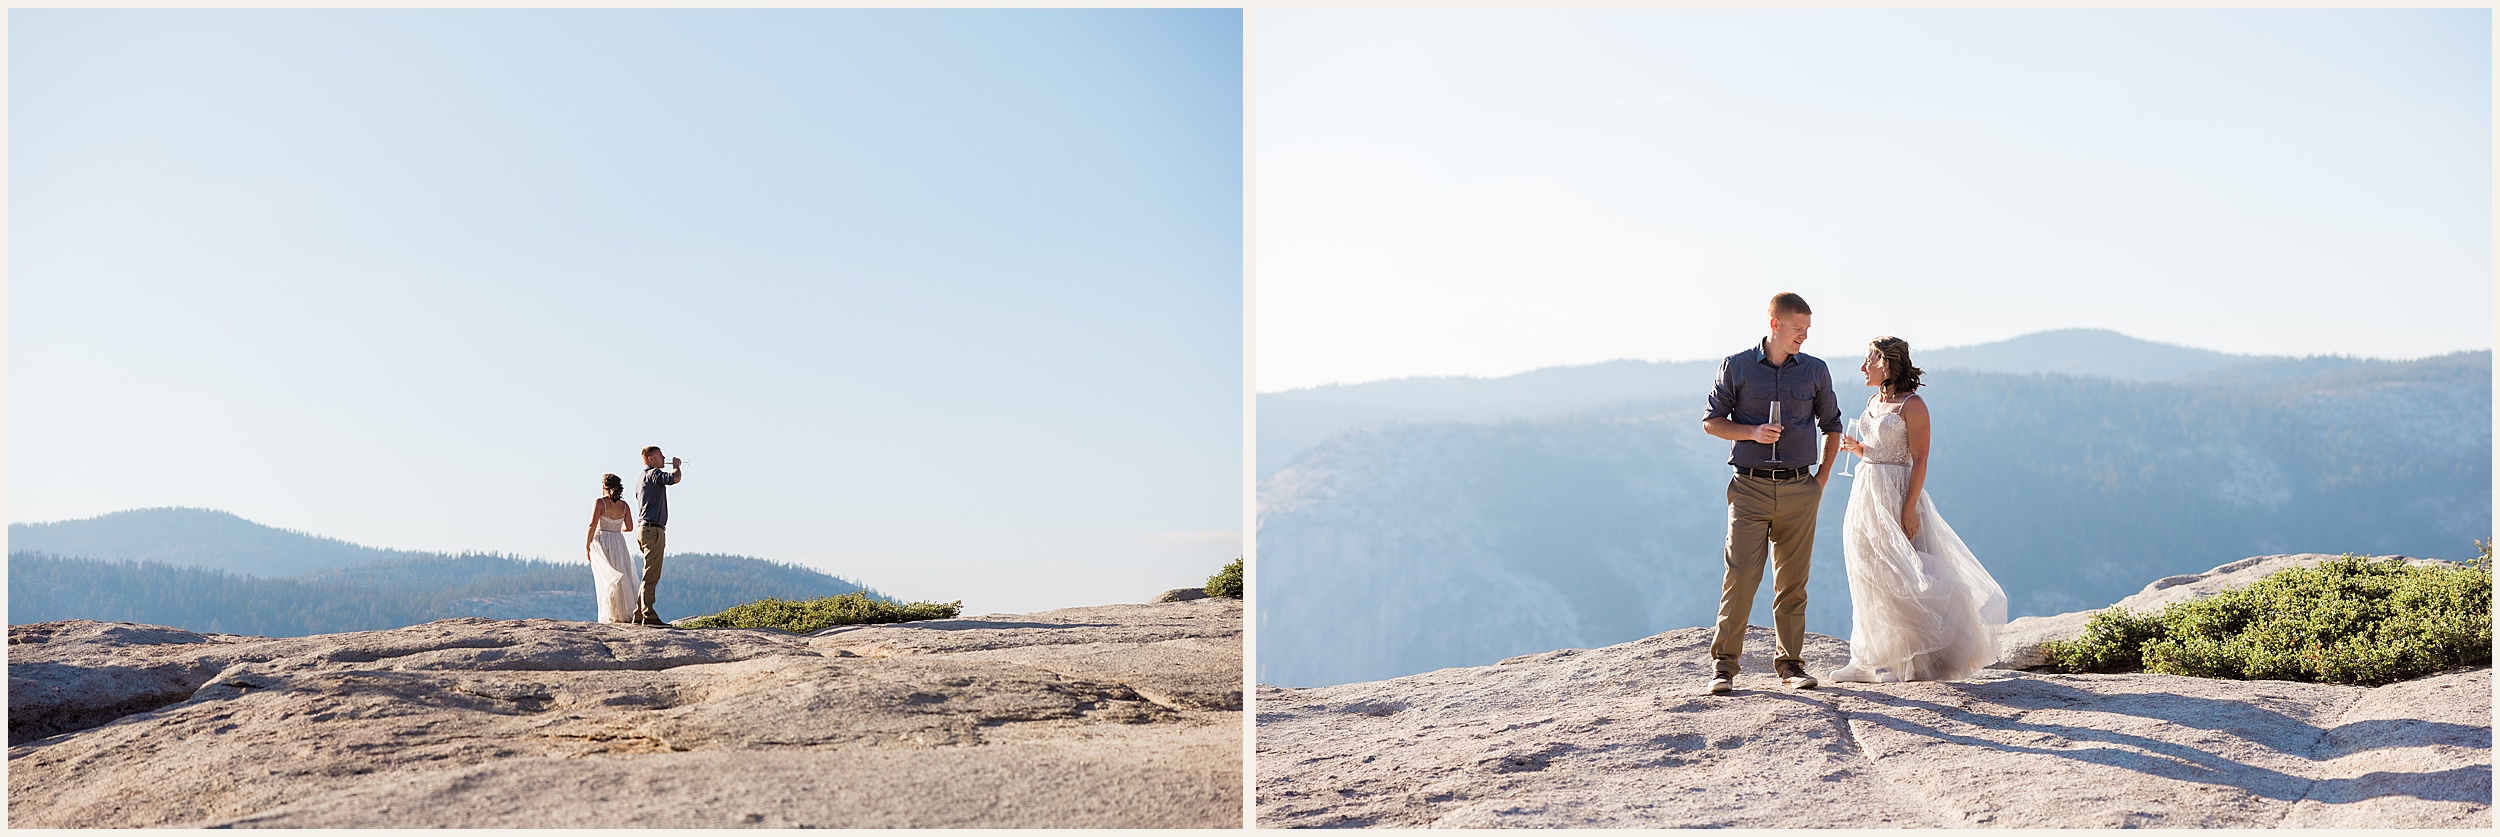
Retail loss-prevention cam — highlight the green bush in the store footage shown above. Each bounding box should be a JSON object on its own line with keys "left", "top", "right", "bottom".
{"left": 679, "top": 591, "right": 961, "bottom": 634}
{"left": 2039, "top": 553, "right": 2492, "bottom": 686}
{"left": 1205, "top": 556, "right": 1243, "bottom": 599}
{"left": 2040, "top": 607, "right": 2167, "bottom": 673}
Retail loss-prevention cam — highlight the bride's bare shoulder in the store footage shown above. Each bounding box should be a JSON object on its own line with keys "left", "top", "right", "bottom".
{"left": 1900, "top": 393, "right": 1930, "bottom": 418}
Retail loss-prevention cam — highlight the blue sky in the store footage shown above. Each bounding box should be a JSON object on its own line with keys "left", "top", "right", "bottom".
{"left": 11, "top": 9, "right": 1244, "bottom": 614}
{"left": 1257, "top": 9, "right": 2491, "bottom": 391}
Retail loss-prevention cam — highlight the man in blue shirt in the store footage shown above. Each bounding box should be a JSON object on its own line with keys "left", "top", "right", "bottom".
{"left": 634, "top": 445, "right": 685, "bottom": 626}
{"left": 1699, "top": 292, "right": 1842, "bottom": 694}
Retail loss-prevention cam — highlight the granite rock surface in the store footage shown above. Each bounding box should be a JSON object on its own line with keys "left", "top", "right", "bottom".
{"left": 1259, "top": 566, "right": 2490, "bottom": 828}
{"left": 10, "top": 599, "right": 1243, "bottom": 828}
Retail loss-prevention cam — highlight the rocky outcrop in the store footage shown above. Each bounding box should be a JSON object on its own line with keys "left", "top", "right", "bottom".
{"left": 1258, "top": 629, "right": 2489, "bottom": 828}
{"left": 1152, "top": 587, "right": 1212, "bottom": 603}
{"left": 1993, "top": 553, "right": 2461, "bottom": 669}
{"left": 9, "top": 599, "right": 1242, "bottom": 828}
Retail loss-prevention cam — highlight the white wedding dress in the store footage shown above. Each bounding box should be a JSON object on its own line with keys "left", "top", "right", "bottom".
{"left": 587, "top": 514, "right": 642, "bottom": 623}
{"left": 1833, "top": 397, "right": 2008, "bottom": 682}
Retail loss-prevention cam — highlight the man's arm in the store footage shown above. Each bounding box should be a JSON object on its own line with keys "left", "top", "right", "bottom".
{"left": 1703, "top": 417, "right": 1779, "bottom": 444}
{"left": 1816, "top": 432, "right": 1840, "bottom": 488}
{"left": 1814, "top": 363, "right": 1843, "bottom": 486}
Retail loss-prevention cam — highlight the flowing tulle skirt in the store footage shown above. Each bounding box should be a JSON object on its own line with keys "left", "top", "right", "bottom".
{"left": 1839, "top": 462, "right": 2008, "bottom": 681}
{"left": 588, "top": 530, "right": 642, "bottom": 624}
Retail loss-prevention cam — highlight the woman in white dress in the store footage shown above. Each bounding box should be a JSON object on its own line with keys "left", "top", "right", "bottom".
{"left": 584, "top": 473, "right": 642, "bottom": 623}
{"left": 1829, "top": 337, "right": 2008, "bottom": 683}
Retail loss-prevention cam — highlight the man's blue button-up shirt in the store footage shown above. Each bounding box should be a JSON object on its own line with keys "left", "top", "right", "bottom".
{"left": 1705, "top": 339, "right": 1844, "bottom": 468}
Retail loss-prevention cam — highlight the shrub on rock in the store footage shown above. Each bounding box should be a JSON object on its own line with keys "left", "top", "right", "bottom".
{"left": 2042, "top": 552, "right": 2492, "bottom": 685}
{"left": 680, "top": 592, "right": 960, "bottom": 634}
{"left": 1205, "top": 556, "right": 1243, "bottom": 599}
{"left": 2038, "top": 608, "right": 2166, "bottom": 673}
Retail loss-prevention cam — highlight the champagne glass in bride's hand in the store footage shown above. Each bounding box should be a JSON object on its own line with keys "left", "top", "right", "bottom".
{"left": 1834, "top": 417, "right": 1858, "bottom": 477}
{"left": 1766, "top": 400, "right": 1783, "bottom": 464}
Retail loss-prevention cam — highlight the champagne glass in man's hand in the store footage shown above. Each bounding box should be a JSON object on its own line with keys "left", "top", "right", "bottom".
{"left": 1766, "top": 400, "right": 1783, "bottom": 464}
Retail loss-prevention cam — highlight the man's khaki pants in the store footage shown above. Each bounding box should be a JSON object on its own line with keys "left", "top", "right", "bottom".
{"left": 1710, "top": 473, "right": 1821, "bottom": 676}
{"left": 635, "top": 524, "right": 666, "bottom": 622}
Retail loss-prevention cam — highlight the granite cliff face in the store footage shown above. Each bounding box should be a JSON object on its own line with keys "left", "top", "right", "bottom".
{"left": 1256, "top": 557, "right": 2489, "bottom": 828}
{"left": 9, "top": 599, "right": 1242, "bottom": 828}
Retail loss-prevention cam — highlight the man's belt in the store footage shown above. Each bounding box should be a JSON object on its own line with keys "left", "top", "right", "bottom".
{"left": 1736, "top": 466, "right": 1812, "bottom": 481}
{"left": 642, "top": 523, "right": 665, "bottom": 530}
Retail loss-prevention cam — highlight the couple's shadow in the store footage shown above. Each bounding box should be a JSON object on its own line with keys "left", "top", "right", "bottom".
{"left": 1748, "top": 675, "right": 2490, "bottom": 805}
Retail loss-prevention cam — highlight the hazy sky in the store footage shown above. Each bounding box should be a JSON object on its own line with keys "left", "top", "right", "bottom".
{"left": 11, "top": 9, "right": 1244, "bottom": 614}
{"left": 1256, "top": 8, "right": 2491, "bottom": 392}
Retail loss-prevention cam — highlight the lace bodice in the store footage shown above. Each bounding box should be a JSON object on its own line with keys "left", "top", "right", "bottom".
{"left": 597, "top": 514, "right": 629, "bottom": 533}
{"left": 1855, "top": 400, "right": 1913, "bottom": 465}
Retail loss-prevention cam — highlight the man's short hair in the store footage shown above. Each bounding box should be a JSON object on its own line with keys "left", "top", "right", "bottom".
{"left": 1768, "top": 292, "right": 1812, "bottom": 319}
{"left": 642, "top": 446, "right": 663, "bottom": 457}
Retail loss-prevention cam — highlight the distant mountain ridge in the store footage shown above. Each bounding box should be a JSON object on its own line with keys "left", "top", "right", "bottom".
{"left": 1916, "top": 328, "right": 2252, "bottom": 382}
{"left": 1256, "top": 329, "right": 2364, "bottom": 479}
{"left": 7, "top": 508, "right": 888, "bottom": 636}
{"left": 10, "top": 508, "right": 423, "bottom": 577}
{"left": 1256, "top": 347, "right": 2491, "bottom": 688}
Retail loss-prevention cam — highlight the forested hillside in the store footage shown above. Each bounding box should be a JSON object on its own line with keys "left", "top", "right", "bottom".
{"left": 10, "top": 551, "right": 876, "bottom": 636}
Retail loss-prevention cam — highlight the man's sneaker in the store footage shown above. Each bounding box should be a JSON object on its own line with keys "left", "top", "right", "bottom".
{"left": 1778, "top": 665, "right": 1819, "bottom": 690}
{"left": 1708, "top": 674, "right": 1734, "bottom": 695}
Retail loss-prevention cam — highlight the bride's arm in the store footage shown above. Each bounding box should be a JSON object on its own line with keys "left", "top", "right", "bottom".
{"left": 1900, "top": 396, "right": 1932, "bottom": 538}
{"left": 586, "top": 500, "right": 603, "bottom": 552}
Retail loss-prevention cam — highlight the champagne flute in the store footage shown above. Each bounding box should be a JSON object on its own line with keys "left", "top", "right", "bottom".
{"left": 1834, "top": 416, "right": 1857, "bottom": 477}
{"left": 1766, "top": 400, "right": 1783, "bottom": 464}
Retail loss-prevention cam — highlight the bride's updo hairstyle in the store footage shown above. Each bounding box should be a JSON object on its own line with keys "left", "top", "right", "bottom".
{"left": 602, "top": 473, "right": 625, "bottom": 501}
{"left": 1870, "top": 336, "right": 1923, "bottom": 394}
